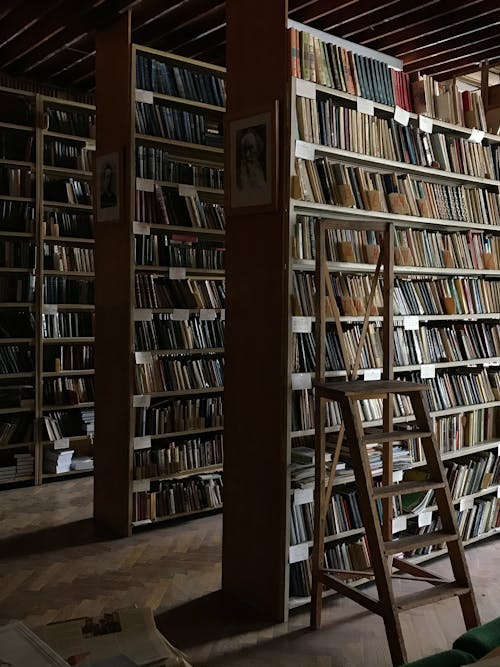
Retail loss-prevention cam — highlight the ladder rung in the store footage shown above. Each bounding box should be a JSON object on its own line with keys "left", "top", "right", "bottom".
{"left": 384, "top": 531, "right": 458, "bottom": 555}
{"left": 315, "top": 379, "right": 427, "bottom": 401}
{"left": 396, "top": 583, "right": 470, "bottom": 611}
{"left": 373, "top": 480, "right": 445, "bottom": 499}
{"left": 362, "top": 430, "right": 433, "bottom": 444}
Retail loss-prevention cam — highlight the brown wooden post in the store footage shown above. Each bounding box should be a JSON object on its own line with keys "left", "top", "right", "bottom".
{"left": 382, "top": 223, "right": 394, "bottom": 542}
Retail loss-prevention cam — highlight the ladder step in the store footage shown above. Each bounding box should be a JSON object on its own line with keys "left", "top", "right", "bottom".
{"left": 363, "top": 430, "right": 433, "bottom": 444}
{"left": 315, "top": 379, "right": 428, "bottom": 401}
{"left": 396, "top": 583, "right": 470, "bottom": 611}
{"left": 384, "top": 531, "right": 458, "bottom": 555}
{"left": 373, "top": 480, "right": 445, "bottom": 499}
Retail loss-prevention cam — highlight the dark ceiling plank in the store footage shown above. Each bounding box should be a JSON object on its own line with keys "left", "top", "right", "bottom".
{"left": 5, "top": 0, "right": 142, "bottom": 74}
{"left": 0, "top": 1, "right": 65, "bottom": 51}
{"left": 434, "top": 58, "right": 500, "bottom": 81}
{"left": 288, "top": 0, "right": 359, "bottom": 23}
{"left": 340, "top": 1, "right": 441, "bottom": 38}
{"left": 49, "top": 51, "right": 96, "bottom": 87}
{"left": 293, "top": 0, "right": 400, "bottom": 27}
{"left": 170, "top": 24, "right": 226, "bottom": 58}
{"left": 26, "top": 35, "right": 94, "bottom": 81}
{"left": 355, "top": 0, "right": 497, "bottom": 51}
{"left": 402, "top": 24, "right": 500, "bottom": 68}
{"left": 419, "top": 46, "right": 500, "bottom": 78}
{"left": 131, "top": 0, "right": 188, "bottom": 33}
{"left": 188, "top": 40, "right": 226, "bottom": 67}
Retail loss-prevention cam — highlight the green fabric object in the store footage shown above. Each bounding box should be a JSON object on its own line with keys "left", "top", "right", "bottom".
{"left": 453, "top": 617, "right": 500, "bottom": 658}
{"left": 403, "top": 649, "right": 476, "bottom": 667}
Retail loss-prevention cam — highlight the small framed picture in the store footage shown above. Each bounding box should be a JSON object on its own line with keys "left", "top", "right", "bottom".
{"left": 96, "top": 152, "right": 120, "bottom": 222}
{"left": 229, "top": 102, "right": 278, "bottom": 212}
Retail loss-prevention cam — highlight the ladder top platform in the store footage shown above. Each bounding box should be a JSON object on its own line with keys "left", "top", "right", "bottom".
{"left": 314, "top": 379, "right": 428, "bottom": 400}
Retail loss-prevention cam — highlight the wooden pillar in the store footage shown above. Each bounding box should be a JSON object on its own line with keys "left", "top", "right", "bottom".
{"left": 223, "top": 0, "right": 291, "bottom": 619}
{"left": 94, "top": 12, "right": 134, "bottom": 537}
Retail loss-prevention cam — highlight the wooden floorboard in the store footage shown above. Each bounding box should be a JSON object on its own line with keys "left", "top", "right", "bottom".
{"left": 0, "top": 477, "right": 499, "bottom": 666}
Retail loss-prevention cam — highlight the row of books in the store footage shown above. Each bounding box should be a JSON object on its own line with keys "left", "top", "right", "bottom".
{"left": 0, "top": 274, "right": 35, "bottom": 303}
{"left": 135, "top": 146, "right": 224, "bottom": 188}
{"left": 424, "top": 369, "right": 499, "bottom": 412}
{"left": 291, "top": 31, "right": 489, "bottom": 130}
{"left": 295, "top": 158, "right": 500, "bottom": 229}
{"left": 0, "top": 345, "right": 34, "bottom": 374}
{"left": 293, "top": 321, "right": 500, "bottom": 373}
{"left": 42, "top": 312, "right": 94, "bottom": 338}
{"left": 0, "top": 452, "right": 35, "bottom": 483}
{"left": 296, "top": 98, "right": 500, "bottom": 179}
{"left": 43, "top": 176, "right": 92, "bottom": 206}
{"left": 45, "top": 108, "right": 94, "bottom": 139}
{"left": 135, "top": 396, "right": 224, "bottom": 436}
{"left": 43, "top": 344, "right": 94, "bottom": 372}
{"left": 43, "top": 408, "right": 94, "bottom": 440}
{"left": 43, "top": 276, "right": 94, "bottom": 304}
{"left": 0, "top": 131, "right": 34, "bottom": 162}
{"left": 0, "top": 167, "right": 34, "bottom": 198}
{"left": 134, "top": 235, "right": 224, "bottom": 270}
{"left": 135, "top": 187, "right": 225, "bottom": 230}
{"left": 132, "top": 472, "right": 223, "bottom": 522}
{"left": 0, "top": 311, "right": 35, "bottom": 338}
{"left": 43, "top": 447, "right": 93, "bottom": 474}
{"left": 133, "top": 434, "right": 223, "bottom": 479}
{"left": 446, "top": 451, "right": 500, "bottom": 500}
{"left": 0, "top": 201, "right": 35, "bottom": 233}
{"left": 0, "top": 241, "right": 35, "bottom": 268}
{"left": 292, "top": 272, "right": 500, "bottom": 318}
{"left": 135, "top": 102, "right": 223, "bottom": 148}
{"left": 43, "top": 244, "right": 94, "bottom": 273}
{"left": 136, "top": 54, "right": 226, "bottom": 108}
{"left": 135, "top": 316, "right": 224, "bottom": 352}
{"left": 44, "top": 140, "right": 93, "bottom": 171}
{"left": 0, "top": 414, "right": 33, "bottom": 445}
{"left": 135, "top": 275, "right": 225, "bottom": 309}
{"left": 0, "top": 384, "right": 34, "bottom": 409}
{"left": 134, "top": 354, "right": 224, "bottom": 394}
{"left": 44, "top": 211, "right": 93, "bottom": 239}
{"left": 42, "top": 376, "right": 94, "bottom": 406}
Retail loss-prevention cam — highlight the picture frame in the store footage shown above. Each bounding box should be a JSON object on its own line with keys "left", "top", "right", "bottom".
{"left": 228, "top": 101, "right": 279, "bottom": 212}
{"left": 96, "top": 151, "right": 120, "bottom": 222}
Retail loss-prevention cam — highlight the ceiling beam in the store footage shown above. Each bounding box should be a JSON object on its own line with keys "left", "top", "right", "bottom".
{"left": 420, "top": 46, "right": 500, "bottom": 78}
{"left": 288, "top": 0, "right": 359, "bottom": 23}
{"left": 0, "top": 1, "right": 65, "bottom": 52}
{"left": 434, "top": 58, "right": 500, "bottom": 81}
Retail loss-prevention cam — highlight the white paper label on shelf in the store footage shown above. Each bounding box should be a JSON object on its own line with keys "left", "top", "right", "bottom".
{"left": 171, "top": 309, "right": 190, "bottom": 321}
{"left": 133, "top": 479, "right": 151, "bottom": 493}
{"left": 220, "top": 309, "right": 226, "bottom": 321}
{"left": 135, "top": 89, "right": 154, "bottom": 104}
{"left": 43, "top": 304, "right": 58, "bottom": 314}
{"left": 291, "top": 373, "right": 312, "bottom": 390}
{"left": 133, "top": 394, "right": 151, "bottom": 408}
{"left": 418, "top": 511, "right": 433, "bottom": 527}
{"left": 296, "top": 78, "right": 316, "bottom": 100}
{"left": 289, "top": 543, "right": 309, "bottom": 564}
{"left": 169, "top": 267, "right": 187, "bottom": 280}
{"left": 294, "top": 487, "right": 314, "bottom": 506}
{"left": 135, "top": 351, "right": 153, "bottom": 364}
{"left": 392, "top": 516, "right": 407, "bottom": 534}
{"left": 85, "top": 139, "right": 96, "bottom": 151}
{"left": 356, "top": 97, "right": 374, "bottom": 116}
{"left": 460, "top": 496, "right": 475, "bottom": 511}
{"left": 133, "top": 222, "right": 151, "bottom": 236}
{"left": 136, "top": 177, "right": 155, "bottom": 192}
{"left": 292, "top": 316, "right": 313, "bottom": 333}
{"left": 497, "top": 486, "right": 500, "bottom": 498}
{"left": 420, "top": 363, "right": 436, "bottom": 379}
{"left": 133, "top": 436, "right": 152, "bottom": 450}
{"left": 403, "top": 315, "right": 419, "bottom": 331}
{"left": 295, "top": 140, "right": 315, "bottom": 161}
{"left": 419, "top": 115, "right": 433, "bottom": 133}
{"left": 178, "top": 183, "right": 197, "bottom": 197}
{"left": 394, "top": 106, "right": 410, "bottom": 127}
{"left": 133, "top": 309, "right": 153, "bottom": 321}
{"left": 498, "top": 444, "right": 500, "bottom": 456}
{"left": 364, "top": 368, "right": 382, "bottom": 381}
{"left": 53, "top": 437, "right": 70, "bottom": 450}
{"left": 469, "top": 129, "right": 485, "bottom": 144}
{"left": 200, "top": 308, "right": 217, "bottom": 321}
{"left": 393, "top": 469, "right": 404, "bottom": 483}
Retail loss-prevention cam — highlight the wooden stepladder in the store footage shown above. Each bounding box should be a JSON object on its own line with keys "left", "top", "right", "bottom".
{"left": 310, "top": 218, "right": 480, "bottom": 666}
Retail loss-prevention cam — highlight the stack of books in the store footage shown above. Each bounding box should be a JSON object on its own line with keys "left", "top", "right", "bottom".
{"left": 44, "top": 448, "right": 74, "bottom": 474}
{"left": 15, "top": 452, "right": 34, "bottom": 477}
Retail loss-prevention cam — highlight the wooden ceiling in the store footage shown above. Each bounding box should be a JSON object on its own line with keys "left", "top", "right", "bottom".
{"left": 0, "top": 0, "right": 499, "bottom": 90}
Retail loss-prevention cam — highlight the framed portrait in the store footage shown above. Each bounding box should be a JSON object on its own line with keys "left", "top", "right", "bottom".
{"left": 229, "top": 102, "right": 278, "bottom": 212}
{"left": 96, "top": 152, "right": 120, "bottom": 222}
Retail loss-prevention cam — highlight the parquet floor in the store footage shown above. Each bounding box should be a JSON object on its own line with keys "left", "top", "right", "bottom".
{"left": 0, "top": 477, "right": 499, "bottom": 666}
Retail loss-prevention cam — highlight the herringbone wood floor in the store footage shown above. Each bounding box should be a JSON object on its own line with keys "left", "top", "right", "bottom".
{"left": 0, "top": 478, "right": 499, "bottom": 666}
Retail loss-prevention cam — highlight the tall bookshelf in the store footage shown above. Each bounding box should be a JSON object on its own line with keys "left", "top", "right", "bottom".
{"left": 223, "top": 2, "right": 500, "bottom": 622}
{"left": 0, "top": 85, "right": 96, "bottom": 488}
{"left": 94, "top": 15, "right": 226, "bottom": 537}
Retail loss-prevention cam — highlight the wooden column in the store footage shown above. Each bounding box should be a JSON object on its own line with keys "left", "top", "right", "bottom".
{"left": 223, "top": 0, "right": 291, "bottom": 620}
{"left": 94, "top": 12, "right": 134, "bottom": 537}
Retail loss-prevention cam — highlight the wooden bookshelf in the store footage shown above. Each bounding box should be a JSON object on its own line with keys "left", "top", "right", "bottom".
{"left": 94, "top": 14, "right": 226, "bottom": 536}
{"left": 223, "top": 2, "right": 500, "bottom": 621}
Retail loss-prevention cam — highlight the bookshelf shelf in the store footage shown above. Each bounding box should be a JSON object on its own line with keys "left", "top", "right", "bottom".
{"left": 0, "top": 475, "right": 34, "bottom": 486}
{"left": 43, "top": 129, "right": 94, "bottom": 143}
{"left": 0, "top": 120, "right": 36, "bottom": 132}
{"left": 133, "top": 387, "right": 224, "bottom": 400}
{"left": 410, "top": 527, "right": 500, "bottom": 566}
{"left": 41, "top": 434, "right": 92, "bottom": 447}
{"left": 135, "top": 179, "right": 224, "bottom": 198}
{"left": 0, "top": 158, "right": 35, "bottom": 168}
{"left": 133, "top": 463, "right": 223, "bottom": 486}
{"left": 0, "top": 372, "right": 35, "bottom": 380}
{"left": 0, "top": 441, "right": 35, "bottom": 451}
{"left": 134, "top": 265, "right": 224, "bottom": 278}
{"left": 139, "top": 425, "right": 224, "bottom": 442}
{"left": 44, "top": 235, "right": 94, "bottom": 245}
{"left": 0, "top": 267, "right": 34, "bottom": 274}
{"left": 42, "top": 369, "right": 95, "bottom": 377}
{"left": 43, "top": 270, "right": 95, "bottom": 278}
{"left": 0, "top": 338, "right": 35, "bottom": 344}
{"left": 134, "top": 222, "right": 225, "bottom": 237}
{"left": 43, "top": 165, "right": 93, "bottom": 180}
{"left": 0, "top": 406, "right": 34, "bottom": 415}
{"left": 135, "top": 347, "right": 224, "bottom": 356}
{"left": 293, "top": 259, "right": 500, "bottom": 278}
{"left": 42, "top": 337, "right": 95, "bottom": 344}
{"left": 0, "top": 195, "right": 36, "bottom": 204}
{"left": 42, "top": 469, "right": 93, "bottom": 480}
{"left": 43, "top": 200, "right": 93, "bottom": 211}
{"left": 135, "top": 133, "right": 224, "bottom": 162}
{"left": 137, "top": 90, "right": 225, "bottom": 115}
{"left": 131, "top": 503, "right": 223, "bottom": 528}
{"left": 42, "top": 401, "right": 94, "bottom": 411}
